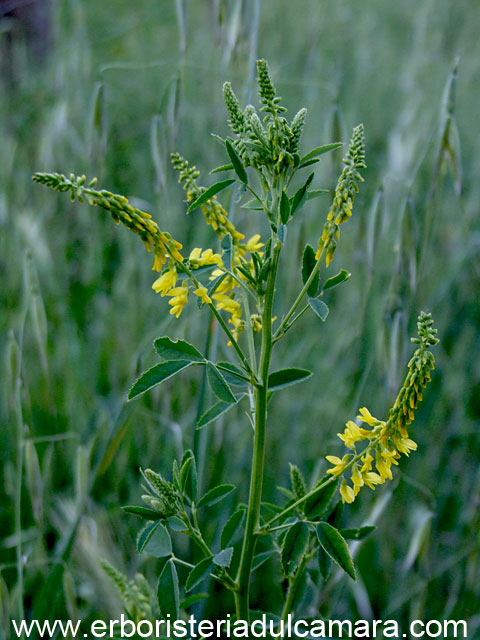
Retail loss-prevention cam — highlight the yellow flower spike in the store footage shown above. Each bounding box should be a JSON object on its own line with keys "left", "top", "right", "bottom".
{"left": 152, "top": 267, "right": 177, "bottom": 296}
{"left": 194, "top": 286, "right": 212, "bottom": 305}
{"left": 325, "top": 454, "right": 351, "bottom": 476}
{"left": 340, "top": 479, "right": 355, "bottom": 504}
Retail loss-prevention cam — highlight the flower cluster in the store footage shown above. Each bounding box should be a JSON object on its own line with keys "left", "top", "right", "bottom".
{"left": 326, "top": 312, "right": 438, "bottom": 503}
{"left": 33, "top": 172, "right": 184, "bottom": 272}
{"left": 101, "top": 561, "right": 154, "bottom": 623}
{"left": 316, "top": 124, "right": 366, "bottom": 266}
{"left": 142, "top": 469, "right": 180, "bottom": 518}
{"left": 223, "top": 59, "right": 308, "bottom": 176}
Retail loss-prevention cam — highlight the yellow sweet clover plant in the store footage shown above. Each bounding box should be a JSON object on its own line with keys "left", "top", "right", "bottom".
{"left": 33, "top": 60, "right": 438, "bottom": 630}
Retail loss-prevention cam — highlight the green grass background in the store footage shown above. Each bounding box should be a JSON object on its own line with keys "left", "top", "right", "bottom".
{"left": 1, "top": 0, "right": 479, "bottom": 636}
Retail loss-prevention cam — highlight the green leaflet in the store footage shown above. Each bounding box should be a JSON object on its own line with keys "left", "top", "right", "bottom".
{"left": 197, "top": 393, "right": 246, "bottom": 429}
{"left": 213, "top": 547, "right": 234, "bottom": 568}
{"left": 128, "top": 361, "right": 192, "bottom": 400}
{"left": 299, "top": 142, "right": 343, "bottom": 165}
{"left": 196, "top": 484, "right": 236, "bottom": 509}
{"left": 122, "top": 506, "right": 164, "bottom": 521}
{"left": 206, "top": 362, "right": 236, "bottom": 403}
{"left": 268, "top": 367, "right": 313, "bottom": 391}
{"left": 316, "top": 522, "right": 356, "bottom": 581}
{"left": 304, "top": 477, "right": 339, "bottom": 519}
{"left": 321, "top": 269, "right": 351, "bottom": 292}
{"left": 187, "top": 179, "right": 235, "bottom": 213}
{"left": 185, "top": 556, "right": 214, "bottom": 592}
{"left": 302, "top": 244, "right": 320, "bottom": 296}
{"left": 154, "top": 336, "right": 205, "bottom": 362}
{"left": 308, "top": 297, "right": 329, "bottom": 321}
{"left": 290, "top": 172, "right": 314, "bottom": 215}
{"left": 137, "top": 522, "right": 172, "bottom": 558}
{"left": 281, "top": 521, "right": 310, "bottom": 576}
{"left": 225, "top": 140, "right": 248, "bottom": 184}
{"left": 157, "top": 559, "right": 180, "bottom": 618}
{"left": 221, "top": 507, "right": 246, "bottom": 549}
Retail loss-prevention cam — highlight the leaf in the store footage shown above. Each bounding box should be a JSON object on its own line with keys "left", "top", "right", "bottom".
{"left": 316, "top": 522, "right": 356, "bottom": 580}
{"left": 225, "top": 140, "right": 248, "bottom": 184}
{"left": 308, "top": 298, "right": 329, "bottom": 322}
{"left": 299, "top": 142, "right": 343, "bottom": 165}
{"left": 277, "top": 224, "right": 287, "bottom": 243}
{"left": 290, "top": 172, "right": 314, "bottom": 215}
{"left": 154, "top": 337, "right": 204, "bottom": 362}
{"left": 137, "top": 521, "right": 160, "bottom": 553}
{"left": 280, "top": 190, "right": 290, "bottom": 224}
{"left": 302, "top": 244, "right": 320, "bottom": 296}
{"left": 206, "top": 362, "right": 236, "bottom": 403}
{"left": 318, "top": 546, "right": 333, "bottom": 581}
{"left": 122, "top": 506, "right": 164, "bottom": 521}
{"left": 179, "top": 456, "right": 192, "bottom": 493}
{"left": 128, "top": 361, "right": 192, "bottom": 400}
{"left": 281, "top": 521, "right": 310, "bottom": 575}
{"left": 213, "top": 547, "right": 234, "bottom": 568}
{"left": 221, "top": 507, "right": 246, "bottom": 548}
{"left": 186, "top": 556, "right": 214, "bottom": 592}
{"left": 141, "top": 523, "right": 172, "bottom": 558}
{"left": 210, "top": 163, "right": 233, "bottom": 174}
{"left": 268, "top": 368, "right": 313, "bottom": 391}
{"left": 220, "top": 233, "right": 233, "bottom": 271}
{"left": 180, "top": 450, "right": 197, "bottom": 502}
{"left": 306, "top": 188, "right": 329, "bottom": 200}
{"left": 252, "top": 550, "right": 276, "bottom": 572}
{"left": 180, "top": 593, "right": 208, "bottom": 609}
{"left": 241, "top": 198, "right": 263, "bottom": 210}
{"left": 340, "top": 525, "right": 377, "bottom": 541}
{"left": 321, "top": 269, "right": 351, "bottom": 292}
{"left": 304, "top": 478, "right": 339, "bottom": 519}
{"left": 168, "top": 516, "right": 188, "bottom": 532}
{"left": 196, "top": 484, "right": 236, "bottom": 509}
{"left": 216, "top": 361, "right": 248, "bottom": 386}
{"left": 157, "top": 559, "right": 179, "bottom": 618}
{"left": 197, "top": 393, "right": 246, "bottom": 429}
{"left": 187, "top": 179, "right": 235, "bottom": 213}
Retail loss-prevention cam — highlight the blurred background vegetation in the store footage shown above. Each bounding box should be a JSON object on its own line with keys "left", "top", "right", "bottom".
{"left": 1, "top": 0, "right": 479, "bottom": 637}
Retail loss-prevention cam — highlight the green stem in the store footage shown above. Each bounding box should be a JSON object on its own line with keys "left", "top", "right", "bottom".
{"left": 235, "top": 241, "right": 281, "bottom": 621}
{"left": 274, "top": 246, "right": 325, "bottom": 339}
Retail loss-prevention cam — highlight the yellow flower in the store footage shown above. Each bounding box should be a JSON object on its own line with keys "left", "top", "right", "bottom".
{"left": 392, "top": 435, "right": 417, "bottom": 456}
{"left": 357, "top": 407, "right": 382, "bottom": 427}
{"left": 212, "top": 293, "right": 241, "bottom": 315}
{"left": 375, "top": 455, "right": 393, "bottom": 482}
{"left": 194, "top": 286, "right": 212, "bottom": 305}
{"left": 325, "top": 454, "right": 351, "bottom": 476}
{"left": 167, "top": 286, "right": 189, "bottom": 318}
{"left": 351, "top": 465, "right": 364, "bottom": 496}
{"left": 189, "top": 248, "right": 223, "bottom": 267}
{"left": 340, "top": 479, "right": 355, "bottom": 504}
{"left": 337, "top": 420, "right": 370, "bottom": 450}
{"left": 244, "top": 234, "right": 264, "bottom": 252}
{"left": 360, "top": 451, "right": 374, "bottom": 473}
{"left": 362, "top": 471, "right": 383, "bottom": 490}
{"left": 152, "top": 268, "right": 177, "bottom": 296}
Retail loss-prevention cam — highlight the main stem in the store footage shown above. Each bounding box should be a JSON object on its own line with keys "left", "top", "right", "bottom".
{"left": 235, "top": 241, "right": 281, "bottom": 621}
